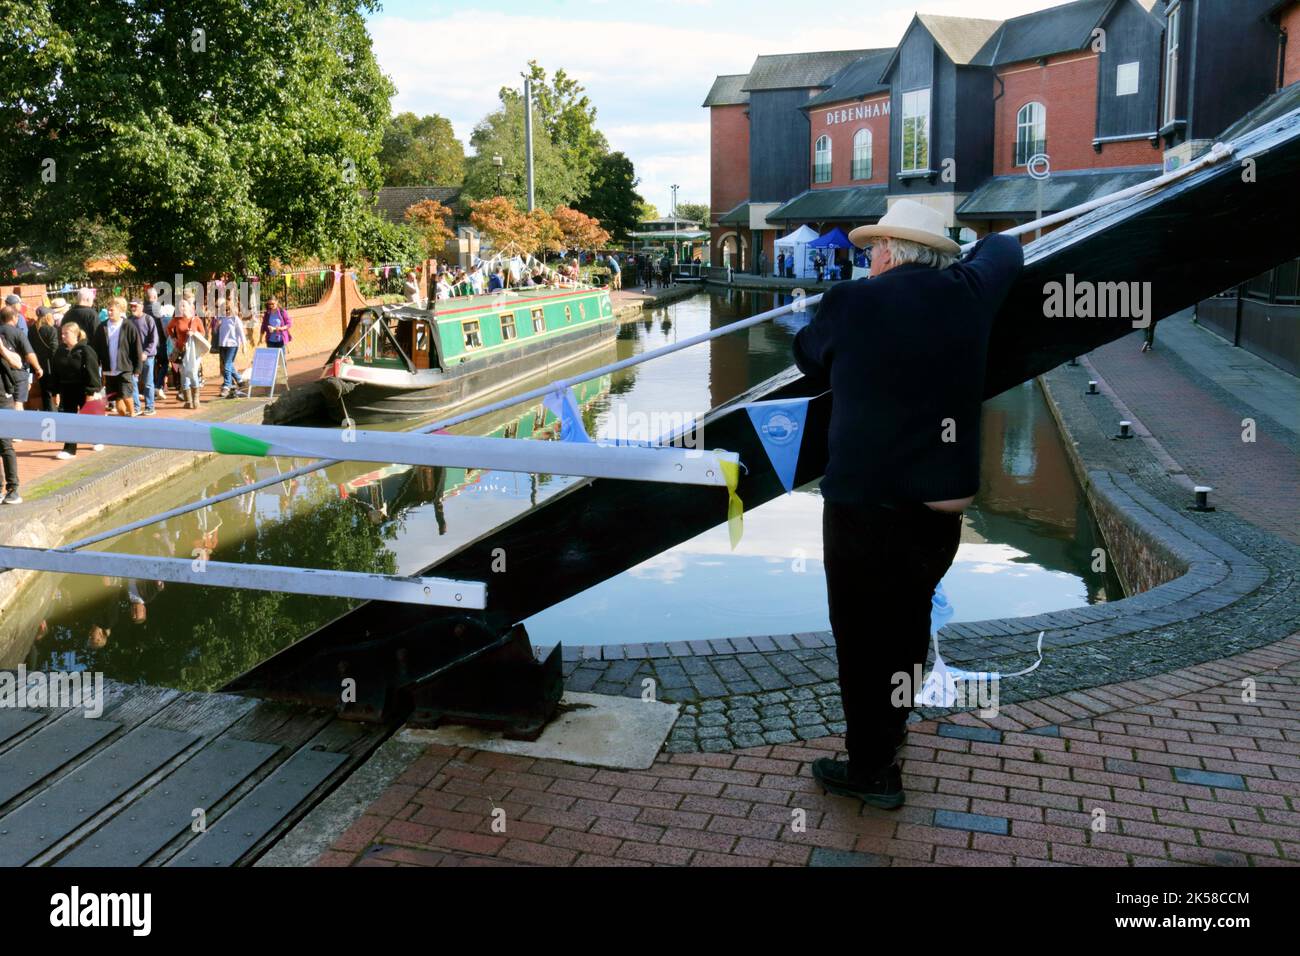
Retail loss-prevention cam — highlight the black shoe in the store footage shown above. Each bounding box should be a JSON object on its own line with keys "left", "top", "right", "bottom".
{"left": 812, "top": 758, "right": 904, "bottom": 809}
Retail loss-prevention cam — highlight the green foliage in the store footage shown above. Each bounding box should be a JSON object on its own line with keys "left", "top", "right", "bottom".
{"left": 500, "top": 61, "right": 609, "bottom": 201}
{"left": 379, "top": 112, "right": 465, "bottom": 187}
{"left": 0, "top": 0, "right": 394, "bottom": 277}
{"left": 674, "top": 202, "right": 709, "bottom": 227}
{"left": 575, "top": 152, "right": 644, "bottom": 241}
{"left": 461, "top": 99, "right": 578, "bottom": 211}
{"left": 336, "top": 211, "right": 424, "bottom": 269}
{"left": 637, "top": 200, "right": 660, "bottom": 222}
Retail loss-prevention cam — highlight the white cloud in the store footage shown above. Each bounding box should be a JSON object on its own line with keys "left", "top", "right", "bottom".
{"left": 370, "top": 0, "right": 1080, "bottom": 208}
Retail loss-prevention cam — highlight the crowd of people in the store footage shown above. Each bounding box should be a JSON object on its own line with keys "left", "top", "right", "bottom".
{"left": 0, "top": 284, "right": 296, "bottom": 504}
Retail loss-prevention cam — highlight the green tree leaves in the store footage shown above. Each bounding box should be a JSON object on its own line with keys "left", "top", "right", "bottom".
{"left": 1, "top": 0, "right": 397, "bottom": 276}
{"left": 379, "top": 112, "right": 466, "bottom": 187}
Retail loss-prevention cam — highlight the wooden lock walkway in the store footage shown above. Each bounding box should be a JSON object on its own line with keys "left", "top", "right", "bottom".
{"left": 0, "top": 681, "right": 388, "bottom": 866}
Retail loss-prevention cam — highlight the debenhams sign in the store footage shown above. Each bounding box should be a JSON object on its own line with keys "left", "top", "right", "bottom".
{"left": 824, "top": 101, "right": 890, "bottom": 125}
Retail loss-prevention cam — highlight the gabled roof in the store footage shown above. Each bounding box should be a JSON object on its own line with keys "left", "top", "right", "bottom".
{"left": 880, "top": 14, "right": 1002, "bottom": 79}
{"left": 369, "top": 186, "right": 461, "bottom": 225}
{"left": 917, "top": 15, "right": 1004, "bottom": 65}
{"left": 1216, "top": 79, "right": 1300, "bottom": 140}
{"left": 742, "top": 49, "right": 877, "bottom": 92}
{"left": 972, "top": 0, "right": 1113, "bottom": 67}
{"left": 716, "top": 201, "right": 752, "bottom": 226}
{"left": 702, "top": 74, "right": 750, "bottom": 108}
{"left": 803, "top": 49, "right": 895, "bottom": 109}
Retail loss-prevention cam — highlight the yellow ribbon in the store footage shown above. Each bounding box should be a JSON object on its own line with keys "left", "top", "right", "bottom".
{"left": 717, "top": 453, "right": 743, "bottom": 549}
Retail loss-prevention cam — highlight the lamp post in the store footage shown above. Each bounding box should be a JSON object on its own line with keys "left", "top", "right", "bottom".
{"left": 492, "top": 155, "right": 504, "bottom": 195}
{"left": 671, "top": 184, "right": 679, "bottom": 265}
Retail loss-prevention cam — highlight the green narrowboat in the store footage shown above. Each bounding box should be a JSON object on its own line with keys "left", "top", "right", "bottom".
{"left": 265, "top": 285, "right": 616, "bottom": 424}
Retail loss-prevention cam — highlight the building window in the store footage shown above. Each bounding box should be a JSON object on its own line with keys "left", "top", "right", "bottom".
{"left": 1015, "top": 102, "right": 1046, "bottom": 167}
{"left": 499, "top": 312, "right": 517, "bottom": 341}
{"left": 1164, "top": 4, "right": 1181, "bottom": 125}
{"left": 1275, "top": 259, "right": 1300, "bottom": 304}
{"left": 901, "top": 89, "right": 930, "bottom": 172}
{"left": 531, "top": 307, "right": 546, "bottom": 333}
{"left": 814, "top": 135, "right": 832, "bottom": 183}
{"left": 1116, "top": 61, "right": 1140, "bottom": 96}
{"left": 462, "top": 319, "right": 482, "bottom": 350}
{"left": 851, "top": 128, "right": 872, "bottom": 180}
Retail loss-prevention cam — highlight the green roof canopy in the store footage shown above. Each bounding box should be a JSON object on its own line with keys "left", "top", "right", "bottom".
{"left": 956, "top": 166, "right": 1160, "bottom": 218}
{"left": 768, "top": 186, "right": 888, "bottom": 223}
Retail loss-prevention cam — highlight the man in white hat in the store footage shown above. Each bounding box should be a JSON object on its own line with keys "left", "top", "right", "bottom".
{"left": 792, "top": 199, "right": 1023, "bottom": 808}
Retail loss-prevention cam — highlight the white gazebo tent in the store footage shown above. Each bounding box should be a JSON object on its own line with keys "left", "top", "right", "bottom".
{"left": 773, "top": 225, "right": 819, "bottom": 278}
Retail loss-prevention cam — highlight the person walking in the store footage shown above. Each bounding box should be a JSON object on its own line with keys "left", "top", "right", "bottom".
{"left": 129, "top": 299, "right": 159, "bottom": 415}
{"left": 256, "top": 295, "right": 292, "bottom": 354}
{"left": 792, "top": 201, "right": 1023, "bottom": 808}
{"left": 30, "top": 305, "right": 59, "bottom": 412}
{"left": 0, "top": 304, "right": 42, "bottom": 413}
{"left": 92, "top": 297, "right": 143, "bottom": 417}
{"left": 778, "top": 251, "right": 786, "bottom": 280}
{"left": 144, "top": 287, "right": 169, "bottom": 400}
{"left": 0, "top": 305, "right": 39, "bottom": 502}
{"left": 167, "top": 299, "right": 205, "bottom": 408}
{"left": 52, "top": 321, "right": 102, "bottom": 459}
{"left": 215, "top": 301, "right": 247, "bottom": 398}
{"left": 64, "top": 289, "right": 99, "bottom": 343}
{"left": 607, "top": 253, "right": 621, "bottom": 291}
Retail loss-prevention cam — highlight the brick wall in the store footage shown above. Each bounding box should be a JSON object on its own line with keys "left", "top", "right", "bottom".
{"left": 710, "top": 105, "right": 750, "bottom": 221}
{"left": 994, "top": 53, "right": 1159, "bottom": 176}
{"left": 807, "top": 94, "right": 891, "bottom": 189}
{"left": 1282, "top": 4, "right": 1300, "bottom": 87}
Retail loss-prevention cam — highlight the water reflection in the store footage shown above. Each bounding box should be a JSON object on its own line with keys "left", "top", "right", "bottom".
{"left": 8, "top": 290, "right": 1120, "bottom": 687}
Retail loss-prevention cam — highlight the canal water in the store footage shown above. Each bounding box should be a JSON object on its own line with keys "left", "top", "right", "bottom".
{"left": 11, "top": 289, "right": 1121, "bottom": 689}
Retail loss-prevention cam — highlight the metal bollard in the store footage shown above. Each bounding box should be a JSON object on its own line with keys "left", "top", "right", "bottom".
{"left": 1116, "top": 420, "right": 1133, "bottom": 439}
{"left": 1189, "top": 485, "right": 1216, "bottom": 512}
{"left": 1087, "top": 380, "right": 1099, "bottom": 395}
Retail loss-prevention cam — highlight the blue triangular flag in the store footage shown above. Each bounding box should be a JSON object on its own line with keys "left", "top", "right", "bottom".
{"left": 543, "top": 387, "right": 591, "bottom": 443}
{"left": 745, "top": 398, "right": 810, "bottom": 493}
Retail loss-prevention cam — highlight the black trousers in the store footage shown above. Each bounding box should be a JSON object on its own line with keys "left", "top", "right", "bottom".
{"left": 0, "top": 394, "right": 17, "bottom": 494}
{"left": 822, "top": 499, "right": 962, "bottom": 769}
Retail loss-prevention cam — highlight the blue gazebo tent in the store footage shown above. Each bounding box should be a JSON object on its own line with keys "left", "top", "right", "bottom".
{"left": 808, "top": 227, "right": 853, "bottom": 249}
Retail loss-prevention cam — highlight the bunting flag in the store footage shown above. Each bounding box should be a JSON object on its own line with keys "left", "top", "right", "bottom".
{"left": 744, "top": 398, "right": 811, "bottom": 494}
{"left": 542, "top": 387, "right": 591, "bottom": 443}
{"left": 717, "top": 454, "right": 743, "bottom": 549}
{"left": 319, "top": 270, "right": 327, "bottom": 281}
{"left": 914, "top": 584, "right": 1045, "bottom": 707}
{"left": 210, "top": 426, "right": 271, "bottom": 457}
{"left": 285, "top": 273, "right": 293, "bottom": 289}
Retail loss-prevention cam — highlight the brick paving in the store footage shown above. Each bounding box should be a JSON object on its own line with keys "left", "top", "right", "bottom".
{"left": 12, "top": 350, "right": 329, "bottom": 492}
{"left": 1086, "top": 323, "right": 1300, "bottom": 545}
{"left": 317, "top": 633, "right": 1300, "bottom": 868}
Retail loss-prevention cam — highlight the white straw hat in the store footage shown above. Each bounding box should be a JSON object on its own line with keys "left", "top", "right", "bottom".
{"left": 848, "top": 199, "right": 961, "bottom": 255}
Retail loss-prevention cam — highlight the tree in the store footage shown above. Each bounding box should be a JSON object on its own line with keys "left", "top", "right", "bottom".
{"left": 637, "top": 200, "right": 660, "bottom": 222}
{"left": 576, "top": 152, "right": 644, "bottom": 241}
{"left": 674, "top": 202, "right": 709, "bottom": 227}
{"left": 378, "top": 112, "right": 465, "bottom": 187}
{"left": 469, "top": 197, "right": 530, "bottom": 254}
{"left": 0, "top": 0, "right": 395, "bottom": 277}
{"left": 528, "top": 209, "right": 564, "bottom": 255}
{"left": 404, "top": 199, "right": 455, "bottom": 258}
{"left": 500, "top": 61, "right": 609, "bottom": 202}
{"left": 461, "top": 99, "right": 577, "bottom": 211}
{"left": 552, "top": 206, "right": 610, "bottom": 252}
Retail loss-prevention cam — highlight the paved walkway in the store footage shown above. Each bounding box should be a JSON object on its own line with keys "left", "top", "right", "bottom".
{"left": 315, "top": 633, "right": 1299, "bottom": 868}
{"left": 1085, "top": 312, "right": 1300, "bottom": 545}
{"left": 11, "top": 350, "right": 329, "bottom": 491}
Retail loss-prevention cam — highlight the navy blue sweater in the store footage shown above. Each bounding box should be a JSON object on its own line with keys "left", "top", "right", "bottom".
{"left": 792, "top": 234, "right": 1024, "bottom": 504}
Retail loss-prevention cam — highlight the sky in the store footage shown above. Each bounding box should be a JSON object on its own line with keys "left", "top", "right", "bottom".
{"left": 367, "top": 0, "right": 1075, "bottom": 215}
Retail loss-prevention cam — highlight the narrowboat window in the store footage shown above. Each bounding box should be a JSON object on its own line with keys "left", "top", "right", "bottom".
{"left": 415, "top": 322, "right": 429, "bottom": 351}
{"left": 462, "top": 319, "right": 482, "bottom": 350}
{"left": 500, "top": 312, "right": 518, "bottom": 341}
{"left": 578, "top": 302, "right": 586, "bottom": 320}
{"left": 532, "top": 307, "right": 546, "bottom": 333}
{"left": 564, "top": 305, "right": 573, "bottom": 323}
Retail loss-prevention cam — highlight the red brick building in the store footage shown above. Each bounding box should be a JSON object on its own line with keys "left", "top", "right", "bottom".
{"left": 703, "top": 75, "right": 752, "bottom": 270}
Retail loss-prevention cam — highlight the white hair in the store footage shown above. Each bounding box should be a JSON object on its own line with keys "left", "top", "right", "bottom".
{"left": 77, "top": 288, "right": 95, "bottom": 305}
{"left": 879, "top": 237, "right": 957, "bottom": 270}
